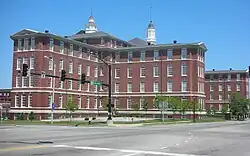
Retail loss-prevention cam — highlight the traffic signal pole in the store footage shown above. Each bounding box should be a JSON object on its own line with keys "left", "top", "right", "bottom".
{"left": 107, "top": 64, "right": 112, "bottom": 121}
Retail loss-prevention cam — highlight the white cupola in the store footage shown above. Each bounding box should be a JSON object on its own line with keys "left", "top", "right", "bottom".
{"left": 146, "top": 20, "right": 156, "bottom": 45}
{"left": 85, "top": 11, "right": 97, "bottom": 34}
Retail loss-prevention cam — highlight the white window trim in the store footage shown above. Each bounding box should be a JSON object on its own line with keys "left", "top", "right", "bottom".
{"left": 140, "top": 67, "right": 145, "bottom": 78}
{"left": 127, "top": 67, "right": 132, "bottom": 78}
{"left": 140, "top": 51, "right": 145, "bottom": 62}
{"left": 115, "top": 83, "right": 120, "bottom": 93}
{"left": 115, "top": 68, "right": 120, "bottom": 78}
{"left": 181, "top": 63, "right": 187, "bottom": 76}
{"left": 154, "top": 50, "right": 159, "bottom": 61}
{"left": 167, "top": 49, "right": 173, "bottom": 60}
{"left": 86, "top": 65, "right": 90, "bottom": 76}
{"left": 153, "top": 66, "right": 159, "bottom": 77}
{"left": 181, "top": 48, "right": 187, "bottom": 59}
{"left": 167, "top": 64, "right": 173, "bottom": 77}
{"left": 153, "top": 82, "right": 159, "bottom": 92}
{"left": 30, "top": 56, "right": 34, "bottom": 69}
{"left": 140, "top": 82, "right": 145, "bottom": 93}
{"left": 127, "top": 83, "right": 132, "bottom": 93}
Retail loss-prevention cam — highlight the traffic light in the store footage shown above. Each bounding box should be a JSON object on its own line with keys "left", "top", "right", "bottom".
{"left": 22, "top": 64, "right": 28, "bottom": 77}
{"left": 60, "top": 70, "right": 66, "bottom": 81}
{"left": 81, "top": 73, "right": 86, "bottom": 84}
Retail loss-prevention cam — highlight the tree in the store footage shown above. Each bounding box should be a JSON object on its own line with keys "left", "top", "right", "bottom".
{"left": 141, "top": 98, "right": 148, "bottom": 117}
{"left": 64, "top": 95, "right": 78, "bottom": 121}
{"left": 19, "top": 112, "right": 24, "bottom": 120}
{"left": 229, "top": 93, "right": 250, "bottom": 120}
{"left": 132, "top": 102, "right": 140, "bottom": 111}
{"left": 168, "top": 97, "right": 181, "bottom": 119}
{"left": 179, "top": 100, "right": 192, "bottom": 119}
{"left": 28, "top": 111, "right": 35, "bottom": 121}
{"left": 221, "top": 104, "right": 229, "bottom": 115}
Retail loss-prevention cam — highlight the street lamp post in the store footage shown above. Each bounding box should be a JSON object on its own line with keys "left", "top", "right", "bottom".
{"left": 90, "top": 52, "right": 113, "bottom": 123}
{"left": 44, "top": 56, "right": 56, "bottom": 124}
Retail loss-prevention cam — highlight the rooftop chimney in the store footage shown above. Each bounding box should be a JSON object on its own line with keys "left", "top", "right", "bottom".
{"left": 64, "top": 36, "right": 68, "bottom": 38}
{"left": 212, "top": 69, "right": 215, "bottom": 71}
{"left": 230, "top": 68, "right": 232, "bottom": 70}
{"left": 45, "top": 30, "right": 49, "bottom": 33}
{"left": 173, "top": 40, "right": 177, "bottom": 44}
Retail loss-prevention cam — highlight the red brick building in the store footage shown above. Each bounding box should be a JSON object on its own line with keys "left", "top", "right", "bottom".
{"left": 9, "top": 15, "right": 207, "bottom": 119}
{"left": 0, "top": 89, "right": 11, "bottom": 118}
{"left": 204, "top": 69, "right": 249, "bottom": 112}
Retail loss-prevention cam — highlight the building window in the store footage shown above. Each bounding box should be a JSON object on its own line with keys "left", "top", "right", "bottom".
{"left": 23, "top": 57, "right": 28, "bottom": 64}
{"left": 86, "top": 65, "right": 90, "bottom": 76}
{"left": 219, "top": 84, "right": 222, "bottom": 91}
{"left": 99, "top": 98, "right": 102, "bottom": 108}
{"left": 17, "top": 39, "right": 22, "bottom": 51}
{"left": 86, "top": 96, "right": 90, "bottom": 109}
{"left": 153, "top": 65, "right": 159, "bottom": 77}
{"left": 79, "top": 48, "right": 82, "bottom": 58}
{"left": 24, "top": 38, "right": 29, "bottom": 50}
{"left": 78, "top": 64, "right": 82, "bottom": 75}
{"left": 181, "top": 79, "right": 187, "bottom": 92}
{"left": 167, "top": 49, "right": 173, "bottom": 60}
{"left": 227, "top": 74, "right": 231, "bottom": 81}
{"left": 210, "top": 83, "right": 214, "bottom": 91}
{"left": 31, "top": 37, "right": 35, "bottom": 50}
{"left": 181, "top": 48, "right": 187, "bottom": 59}
{"left": 181, "top": 62, "right": 187, "bottom": 76}
{"left": 154, "top": 50, "right": 159, "bottom": 60}
{"left": 140, "top": 82, "right": 145, "bottom": 92}
{"left": 128, "top": 52, "right": 133, "bottom": 62}
{"left": 22, "top": 76, "right": 28, "bottom": 87}
{"left": 140, "top": 51, "right": 145, "bottom": 61}
{"left": 69, "top": 61, "right": 73, "bottom": 73}
{"left": 219, "top": 94, "right": 222, "bottom": 100}
{"left": 228, "top": 94, "right": 231, "bottom": 99}
{"left": 114, "top": 98, "right": 119, "bottom": 109}
{"left": 59, "top": 59, "right": 64, "bottom": 70}
{"left": 115, "top": 68, "right": 120, "bottom": 78}
{"left": 59, "top": 81, "right": 63, "bottom": 89}
{"left": 237, "top": 84, "right": 240, "bottom": 91}
{"left": 17, "top": 58, "right": 21, "bottom": 70}
{"left": 68, "top": 80, "right": 72, "bottom": 90}
{"left": 94, "top": 98, "right": 98, "bottom": 109}
{"left": 48, "top": 57, "right": 53, "bottom": 70}
{"left": 167, "top": 80, "right": 172, "bottom": 92}
{"left": 237, "top": 74, "right": 240, "bottom": 81}
{"left": 28, "top": 94, "right": 32, "bottom": 107}
{"left": 16, "top": 75, "right": 21, "bottom": 87}
{"left": 21, "top": 95, "right": 26, "bottom": 107}
{"left": 115, "top": 83, "right": 120, "bottom": 93}
{"left": 140, "top": 98, "right": 144, "bottom": 109}
{"left": 30, "top": 56, "right": 34, "bottom": 69}
{"left": 140, "top": 67, "right": 146, "bottom": 77}
{"left": 127, "top": 98, "right": 132, "bottom": 110}
{"left": 94, "top": 85, "right": 97, "bottom": 92}
{"left": 60, "top": 41, "right": 64, "bottom": 54}
{"left": 77, "top": 96, "right": 81, "bottom": 108}
{"left": 69, "top": 44, "right": 73, "bottom": 56}
{"left": 153, "top": 81, "right": 159, "bottom": 92}
{"left": 49, "top": 38, "right": 54, "bottom": 51}
{"left": 29, "top": 76, "right": 34, "bottom": 87}
{"left": 115, "top": 52, "right": 120, "bottom": 62}
{"left": 94, "top": 67, "right": 98, "bottom": 77}
{"left": 99, "top": 67, "right": 104, "bottom": 76}
{"left": 167, "top": 64, "right": 173, "bottom": 76}
{"left": 77, "top": 81, "right": 81, "bottom": 91}
{"left": 127, "top": 67, "right": 132, "bottom": 78}
{"left": 210, "top": 94, "right": 213, "bottom": 100}
{"left": 48, "top": 78, "right": 52, "bottom": 88}
{"left": 127, "top": 82, "right": 132, "bottom": 93}
{"left": 99, "top": 85, "right": 103, "bottom": 92}
{"left": 59, "top": 95, "right": 63, "bottom": 108}
{"left": 15, "top": 95, "right": 19, "bottom": 107}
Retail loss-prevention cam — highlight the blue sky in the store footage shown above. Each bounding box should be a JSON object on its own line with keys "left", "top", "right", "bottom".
{"left": 1, "top": 0, "right": 250, "bottom": 88}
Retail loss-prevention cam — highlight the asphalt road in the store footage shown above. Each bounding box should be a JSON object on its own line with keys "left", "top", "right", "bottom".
{"left": 0, "top": 120, "right": 250, "bottom": 156}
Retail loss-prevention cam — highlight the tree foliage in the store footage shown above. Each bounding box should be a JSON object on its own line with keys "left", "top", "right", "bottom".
{"left": 229, "top": 93, "right": 249, "bottom": 117}
{"left": 132, "top": 102, "right": 140, "bottom": 111}
{"left": 28, "top": 111, "right": 35, "bottom": 121}
{"left": 141, "top": 98, "right": 148, "bottom": 112}
{"left": 64, "top": 95, "right": 78, "bottom": 121}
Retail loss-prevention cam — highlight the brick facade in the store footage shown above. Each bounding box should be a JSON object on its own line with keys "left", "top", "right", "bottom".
{"left": 205, "top": 69, "right": 249, "bottom": 111}
{"left": 9, "top": 29, "right": 207, "bottom": 120}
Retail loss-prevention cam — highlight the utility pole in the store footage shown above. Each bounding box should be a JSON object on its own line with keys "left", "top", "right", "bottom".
{"left": 51, "top": 63, "right": 56, "bottom": 124}
{"left": 107, "top": 64, "right": 112, "bottom": 121}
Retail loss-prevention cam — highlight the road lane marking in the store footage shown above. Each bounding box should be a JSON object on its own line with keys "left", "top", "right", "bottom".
{"left": 123, "top": 153, "right": 138, "bottom": 156}
{"left": 52, "top": 144, "right": 209, "bottom": 156}
{"left": 161, "top": 147, "right": 168, "bottom": 149}
{"left": 0, "top": 145, "right": 46, "bottom": 152}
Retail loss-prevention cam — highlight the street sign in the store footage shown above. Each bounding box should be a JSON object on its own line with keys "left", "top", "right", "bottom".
{"left": 52, "top": 103, "right": 56, "bottom": 110}
{"left": 91, "top": 81, "right": 102, "bottom": 86}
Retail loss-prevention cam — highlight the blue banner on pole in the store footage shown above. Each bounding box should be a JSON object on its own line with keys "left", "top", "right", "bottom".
{"left": 52, "top": 103, "right": 56, "bottom": 110}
